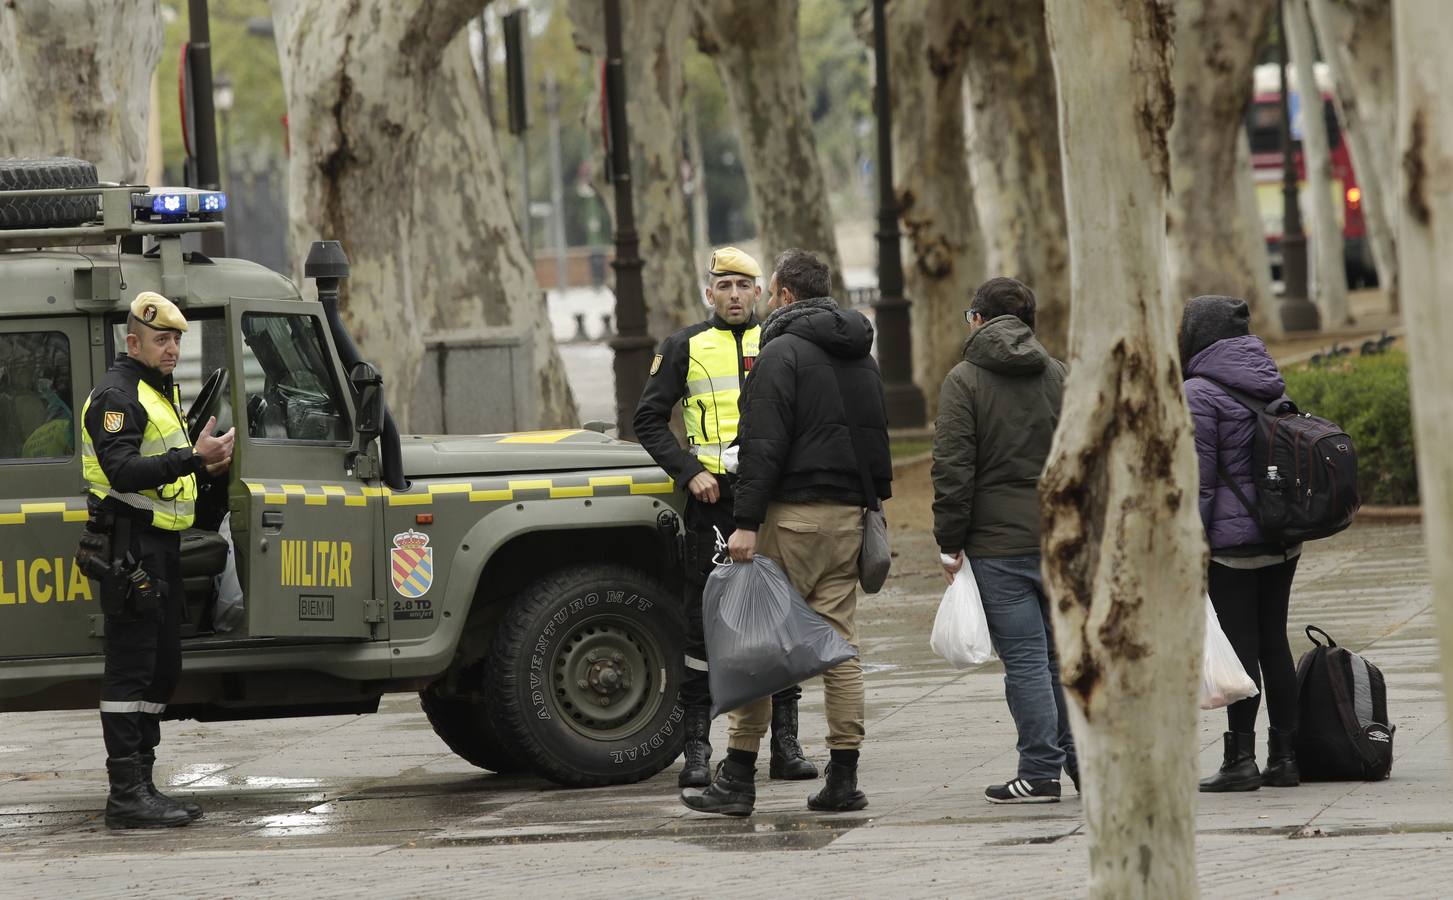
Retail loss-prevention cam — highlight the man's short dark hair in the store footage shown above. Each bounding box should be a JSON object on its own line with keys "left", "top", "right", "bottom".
{"left": 972, "top": 277, "right": 1036, "bottom": 329}
{"left": 773, "top": 248, "right": 832, "bottom": 301}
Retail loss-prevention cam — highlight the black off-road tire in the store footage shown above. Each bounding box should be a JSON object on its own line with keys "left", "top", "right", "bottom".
{"left": 487, "top": 564, "right": 685, "bottom": 788}
{"left": 419, "top": 679, "right": 525, "bottom": 774}
{"left": 0, "top": 157, "right": 99, "bottom": 228}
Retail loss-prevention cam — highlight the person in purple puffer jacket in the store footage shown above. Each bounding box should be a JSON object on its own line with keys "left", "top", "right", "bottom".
{"left": 1179, "top": 295, "right": 1302, "bottom": 793}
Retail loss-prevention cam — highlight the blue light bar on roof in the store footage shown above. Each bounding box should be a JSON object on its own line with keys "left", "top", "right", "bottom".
{"left": 134, "top": 188, "right": 227, "bottom": 218}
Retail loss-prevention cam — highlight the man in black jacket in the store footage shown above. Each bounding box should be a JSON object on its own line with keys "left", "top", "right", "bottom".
{"left": 681, "top": 249, "right": 891, "bottom": 817}
{"left": 632, "top": 247, "right": 816, "bottom": 790}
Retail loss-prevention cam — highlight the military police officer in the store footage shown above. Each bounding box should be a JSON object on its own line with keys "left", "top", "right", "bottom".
{"left": 80, "top": 292, "right": 234, "bottom": 829}
{"left": 633, "top": 248, "right": 817, "bottom": 788}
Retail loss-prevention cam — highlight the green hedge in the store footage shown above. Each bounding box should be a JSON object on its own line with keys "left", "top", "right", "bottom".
{"left": 1282, "top": 350, "right": 1417, "bottom": 505}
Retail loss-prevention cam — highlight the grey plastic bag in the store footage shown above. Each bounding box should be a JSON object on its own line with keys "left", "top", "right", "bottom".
{"left": 858, "top": 508, "right": 890, "bottom": 593}
{"left": 703, "top": 556, "right": 857, "bottom": 719}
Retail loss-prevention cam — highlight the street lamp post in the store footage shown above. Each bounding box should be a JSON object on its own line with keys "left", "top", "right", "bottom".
{"left": 1276, "top": 0, "right": 1320, "bottom": 332}
{"left": 186, "top": 0, "right": 226, "bottom": 262}
{"left": 871, "top": 0, "right": 926, "bottom": 428}
{"left": 603, "top": 0, "right": 653, "bottom": 440}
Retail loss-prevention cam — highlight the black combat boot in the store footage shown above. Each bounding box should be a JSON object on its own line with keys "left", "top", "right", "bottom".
{"left": 769, "top": 696, "right": 818, "bottom": 780}
{"left": 681, "top": 753, "right": 756, "bottom": 817}
{"left": 678, "top": 706, "right": 712, "bottom": 789}
{"left": 808, "top": 750, "right": 868, "bottom": 811}
{"left": 1261, "top": 726, "right": 1301, "bottom": 787}
{"left": 140, "top": 750, "right": 204, "bottom": 821}
{"left": 1199, "top": 732, "right": 1261, "bottom": 792}
{"left": 105, "top": 754, "right": 193, "bottom": 829}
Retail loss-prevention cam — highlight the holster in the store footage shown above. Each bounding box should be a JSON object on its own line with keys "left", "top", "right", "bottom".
{"left": 94, "top": 514, "right": 163, "bottom": 622}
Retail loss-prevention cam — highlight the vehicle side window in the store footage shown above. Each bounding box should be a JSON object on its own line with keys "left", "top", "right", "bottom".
{"left": 240, "top": 313, "right": 349, "bottom": 443}
{"left": 0, "top": 331, "right": 74, "bottom": 462}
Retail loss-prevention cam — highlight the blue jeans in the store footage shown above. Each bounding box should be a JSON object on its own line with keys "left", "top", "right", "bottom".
{"left": 969, "top": 555, "right": 1077, "bottom": 782}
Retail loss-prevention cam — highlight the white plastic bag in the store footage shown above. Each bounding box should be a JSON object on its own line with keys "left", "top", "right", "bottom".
{"left": 1200, "top": 595, "right": 1259, "bottom": 710}
{"left": 930, "top": 555, "right": 994, "bottom": 667}
{"left": 212, "top": 513, "right": 245, "bottom": 633}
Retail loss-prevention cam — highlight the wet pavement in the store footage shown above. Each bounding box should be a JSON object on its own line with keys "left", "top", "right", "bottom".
{"left": 1, "top": 513, "right": 1448, "bottom": 897}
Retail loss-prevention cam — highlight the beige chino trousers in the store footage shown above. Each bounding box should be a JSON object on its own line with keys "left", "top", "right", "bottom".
{"left": 726, "top": 501, "right": 865, "bottom": 753}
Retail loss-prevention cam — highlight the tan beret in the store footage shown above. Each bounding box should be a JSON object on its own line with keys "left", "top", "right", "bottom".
{"left": 129, "top": 291, "right": 188, "bottom": 333}
{"left": 708, "top": 246, "right": 761, "bottom": 279}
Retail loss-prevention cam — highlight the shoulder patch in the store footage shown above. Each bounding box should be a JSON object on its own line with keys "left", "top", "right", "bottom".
{"left": 649, "top": 354, "right": 663, "bottom": 376}
{"left": 103, "top": 411, "right": 125, "bottom": 433}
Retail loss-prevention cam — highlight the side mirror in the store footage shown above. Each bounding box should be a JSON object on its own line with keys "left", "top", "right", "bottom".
{"left": 349, "top": 361, "right": 385, "bottom": 444}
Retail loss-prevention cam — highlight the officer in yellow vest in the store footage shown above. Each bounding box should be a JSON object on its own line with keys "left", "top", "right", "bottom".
{"left": 80, "top": 292, "right": 234, "bottom": 829}
{"left": 633, "top": 247, "right": 817, "bottom": 789}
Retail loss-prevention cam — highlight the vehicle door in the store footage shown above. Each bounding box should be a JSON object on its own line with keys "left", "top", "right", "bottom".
{"left": 0, "top": 317, "right": 97, "bottom": 659}
{"left": 227, "top": 299, "right": 381, "bottom": 639}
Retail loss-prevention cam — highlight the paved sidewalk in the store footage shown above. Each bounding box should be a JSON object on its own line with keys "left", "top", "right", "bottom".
{"left": 0, "top": 520, "right": 1445, "bottom": 898}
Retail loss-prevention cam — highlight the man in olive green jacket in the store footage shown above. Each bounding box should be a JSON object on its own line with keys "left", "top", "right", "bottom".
{"left": 932, "top": 276, "right": 1078, "bottom": 805}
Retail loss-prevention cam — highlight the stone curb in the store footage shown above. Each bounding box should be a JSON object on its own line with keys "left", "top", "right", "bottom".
{"left": 1357, "top": 505, "right": 1421, "bottom": 522}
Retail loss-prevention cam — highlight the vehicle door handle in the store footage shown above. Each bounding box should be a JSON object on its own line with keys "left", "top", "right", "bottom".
{"left": 262, "top": 510, "right": 284, "bottom": 531}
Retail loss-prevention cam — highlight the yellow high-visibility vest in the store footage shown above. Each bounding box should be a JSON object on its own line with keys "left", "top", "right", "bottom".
{"left": 82, "top": 379, "right": 197, "bottom": 531}
{"left": 683, "top": 324, "right": 759, "bottom": 474}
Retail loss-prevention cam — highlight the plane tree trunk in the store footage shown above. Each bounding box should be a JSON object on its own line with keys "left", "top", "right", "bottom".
{"left": 1165, "top": 0, "right": 1279, "bottom": 336}
{"left": 962, "top": 0, "right": 1070, "bottom": 360}
{"left": 1287, "top": 0, "right": 1351, "bottom": 325}
{"left": 567, "top": 0, "right": 700, "bottom": 342}
{"left": 272, "top": 0, "right": 576, "bottom": 428}
{"left": 0, "top": 0, "right": 161, "bottom": 183}
{"left": 694, "top": 0, "right": 843, "bottom": 291}
{"left": 1308, "top": 0, "right": 1398, "bottom": 309}
{"left": 1041, "top": 0, "right": 1206, "bottom": 895}
{"left": 883, "top": 0, "right": 986, "bottom": 415}
{"left": 1394, "top": 0, "right": 1453, "bottom": 761}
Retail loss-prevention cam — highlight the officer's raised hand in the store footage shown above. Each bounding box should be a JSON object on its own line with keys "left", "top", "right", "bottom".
{"left": 687, "top": 470, "right": 720, "bottom": 504}
{"left": 194, "top": 416, "right": 235, "bottom": 474}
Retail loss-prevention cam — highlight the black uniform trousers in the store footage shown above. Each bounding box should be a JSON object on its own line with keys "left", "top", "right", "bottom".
{"left": 681, "top": 476, "right": 800, "bottom": 712}
{"left": 100, "top": 526, "right": 184, "bottom": 759}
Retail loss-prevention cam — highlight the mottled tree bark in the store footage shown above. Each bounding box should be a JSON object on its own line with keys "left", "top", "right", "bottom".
{"left": 272, "top": 0, "right": 576, "bottom": 428}
{"left": 1309, "top": 0, "right": 1398, "bottom": 309}
{"left": 1166, "top": 0, "right": 1279, "bottom": 335}
{"left": 1394, "top": 0, "right": 1453, "bottom": 760}
{"left": 884, "top": 0, "right": 986, "bottom": 416}
{"left": 0, "top": 0, "right": 161, "bottom": 182}
{"left": 694, "top": 0, "right": 843, "bottom": 291}
{"left": 567, "top": 0, "right": 700, "bottom": 342}
{"left": 1287, "top": 0, "right": 1351, "bottom": 325}
{"left": 962, "top": 0, "right": 1070, "bottom": 360}
{"left": 1042, "top": 0, "right": 1205, "bottom": 896}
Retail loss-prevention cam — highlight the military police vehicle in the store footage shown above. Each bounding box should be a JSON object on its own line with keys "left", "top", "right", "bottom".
{"left": 0, "top": 158, "right": 687, "bottom": 787}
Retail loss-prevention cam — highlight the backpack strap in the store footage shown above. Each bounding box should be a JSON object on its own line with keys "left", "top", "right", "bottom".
{"left": 1198, "top": 376, "right": 1284, "bottom": 525}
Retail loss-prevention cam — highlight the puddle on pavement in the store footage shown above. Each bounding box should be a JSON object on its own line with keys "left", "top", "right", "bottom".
{"left": 860, "top": 663, "right": 902, "bottom": 675}
{"left": 431, "top": 814, "right": 872, "bottom": 852}
{"left": 167, "top": 763, "right": 324, "bottom": 790}
{"left": 250, "top": 803, "right": 339, "bottom": 835}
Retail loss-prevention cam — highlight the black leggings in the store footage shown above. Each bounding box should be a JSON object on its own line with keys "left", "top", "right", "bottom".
{"left": 1208, "top": 557, "right": 1300, "bottom": 734}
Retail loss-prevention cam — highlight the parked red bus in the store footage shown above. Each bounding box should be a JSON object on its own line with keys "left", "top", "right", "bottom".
{"left": 1248, "top": 63, "right": 1376, "bottom": 288}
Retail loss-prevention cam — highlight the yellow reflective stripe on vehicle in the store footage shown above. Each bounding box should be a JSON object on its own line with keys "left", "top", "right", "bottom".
{"left": 497, "top": 430, "right": 583, "bottom": 444}
{"left": 0, "top": 500, "right": 93, "bottom": 526}
{"left": 237, "top": 472, "right": 678, "bottom": 509}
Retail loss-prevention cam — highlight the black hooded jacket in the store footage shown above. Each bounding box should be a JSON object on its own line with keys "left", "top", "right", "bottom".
{"left": 733, "top": 297, "right": 892, "bottom": 529}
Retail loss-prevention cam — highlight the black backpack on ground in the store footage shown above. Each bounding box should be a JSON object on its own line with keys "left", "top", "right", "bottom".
{"left": 1294, "top": 625, "right": 1394, "bottom": 781}
{"left": 1204, "top": 378, "right": 1360, "bottom": 543}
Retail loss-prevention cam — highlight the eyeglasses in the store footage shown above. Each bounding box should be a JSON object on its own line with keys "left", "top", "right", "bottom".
{"left": 963, "top": 308, "right": 979, "bottom": 325}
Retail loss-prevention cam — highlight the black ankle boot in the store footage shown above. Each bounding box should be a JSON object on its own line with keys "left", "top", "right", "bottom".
{"left": 769, "top": 696, "right": 818, "bottom": 780}
{"left": 807, "top": 751, "right": 867, "bottom": 811}
{"left": 1261, "top": 726, "right": 1300, "bottom": 787}
{"left": 105, "top": 754, "right": 193, "bottom": 829}
{"left": 139, "top": 751, "right": 203, "bottom": 821}
{"left": 1199, "top": 732, "right": 1261, "bottom": 792}
{"left": 678, "top": 707, "right": 712, "bottom": 789}
{"left": 681, "top": 757, "right": 756, "bottom": 817}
